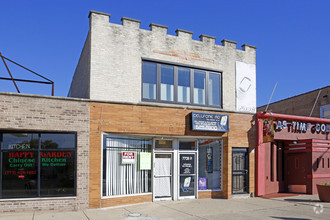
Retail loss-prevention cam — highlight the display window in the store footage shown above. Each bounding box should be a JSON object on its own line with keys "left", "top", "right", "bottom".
{"left": 0, "top": 132, "right": 76, "bottom": 198}
{"left": 102, "top": 134, "right": 152, "bottom": 197}
{"left": 198, "top": 140, "right": 222, "bottom": 191}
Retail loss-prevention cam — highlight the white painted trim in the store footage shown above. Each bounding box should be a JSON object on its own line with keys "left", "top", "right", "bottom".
{"left": 100, "top": 132, "right": 105, "bottom": 199}
{"left": 101, "top": 193, "right": 152, "bottom": 199}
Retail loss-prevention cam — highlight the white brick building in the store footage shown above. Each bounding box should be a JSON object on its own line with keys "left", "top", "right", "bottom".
{"left": 69, "top": 10, "right": 257, "bottom": 114}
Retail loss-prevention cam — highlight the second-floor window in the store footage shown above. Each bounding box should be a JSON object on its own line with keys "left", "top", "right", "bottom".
{"left": 142, "top": 61, "right": 222, "bottom": 108}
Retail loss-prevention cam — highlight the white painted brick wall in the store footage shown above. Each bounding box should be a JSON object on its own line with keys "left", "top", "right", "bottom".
{"left": 71, "top": 11, "right": 256, "bottom": 112}
{"left": 69, "top": 32, "right": 91, "bottom": 98}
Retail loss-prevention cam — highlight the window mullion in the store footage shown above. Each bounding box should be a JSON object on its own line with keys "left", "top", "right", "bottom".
{"left": 174, "top": 66, "right": 178, "bottom": 102}
{"left": 38, "top": 133, "right": 41, "bottom": 197}
{"left": 205, "top": 72, "right": 209, "bottom": 106}
{"left": 157, "top": 64, "right": 161, "bottom": 101}
{"left": 220, "top": 73, "right": 223, "bottom": 108}
{"left": 190, "top": 69, "right": 194, "bottom": 104}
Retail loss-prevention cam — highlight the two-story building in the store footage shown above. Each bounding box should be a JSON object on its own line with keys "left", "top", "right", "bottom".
{"left": 69, "top": 11, "right": 257, "bottom": 208}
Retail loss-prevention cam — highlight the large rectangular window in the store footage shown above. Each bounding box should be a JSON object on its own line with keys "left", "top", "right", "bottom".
{"left": 0, "top": 132, "right": 76, "bottom": 199}
{"left": 198, "top": 140, "right": 222, "bottom": 191}
{"left": 103, "top": 134, "right": 152, "bottom": 197}
{"left": 142, "top": 61, "right": 222, "bottom": 108}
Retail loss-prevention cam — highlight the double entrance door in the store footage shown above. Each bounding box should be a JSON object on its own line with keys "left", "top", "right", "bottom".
{"left": 153, "top": 139, "right": 197, "bottom": 201}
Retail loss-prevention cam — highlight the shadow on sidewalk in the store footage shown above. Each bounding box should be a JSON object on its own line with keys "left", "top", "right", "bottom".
{"left": 284, "top": 198, "right": 320, "bottom": 203}
{"left": 270, "top": 217, "right": 311, "bottom": 220}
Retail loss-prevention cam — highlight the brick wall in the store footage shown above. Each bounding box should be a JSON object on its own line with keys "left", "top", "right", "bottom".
{"left": 258, "top": 86, "right": 330, "bottom": 117}
{"left": 0, "top": 93, "right": 90, "bottom": 212}
{"left": 69, "top": 32, "right": 91, "bottom": 98}
{"left": 90, "top": 101, "right": 255, "bottom": 208}
{"left": 71, "top": 11, "right": 256, "bottom": 113}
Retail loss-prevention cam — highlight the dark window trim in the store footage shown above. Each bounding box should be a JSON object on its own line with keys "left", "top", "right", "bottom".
{"left": 142, "top": 57, "right": 223, "bottom": 73}
{"left": 142, "top": 60, "right": 222, "bottom": 108}
{"left": 0, "top": 132, "right": 77, "bottom": 199}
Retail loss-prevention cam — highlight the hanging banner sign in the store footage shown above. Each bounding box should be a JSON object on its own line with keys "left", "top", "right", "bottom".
{"left": 206, "top": 147, "right": 213, "bottom": 173}
{"left": 263, "top": 118, "right": 275, "bottom": 143}
{"left": 121, "top": 151, "right": 136, "bottom": 164}
{"left": 191, "top": 112, "right": 229, "bottom": 132}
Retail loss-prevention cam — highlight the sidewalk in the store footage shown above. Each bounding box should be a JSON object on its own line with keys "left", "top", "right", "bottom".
{"left": 0, "top": 195, "right": 329, "bottom": 220}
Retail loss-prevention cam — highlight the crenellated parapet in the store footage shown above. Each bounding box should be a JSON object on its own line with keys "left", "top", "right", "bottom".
{"left": 70, "top": 10, "right": 256, "bottom": 113}
{"left": 88, "top": 10, "right": 256, "bottom": 53}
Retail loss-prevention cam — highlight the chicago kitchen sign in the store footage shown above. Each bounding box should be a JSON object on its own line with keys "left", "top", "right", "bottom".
{"left": 274, "top": 120, "right": 330, "bottom": 133}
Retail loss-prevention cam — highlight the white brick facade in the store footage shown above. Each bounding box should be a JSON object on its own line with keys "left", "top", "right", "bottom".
{"left": 69, "top": 11, "right": 256, "bottom": 113}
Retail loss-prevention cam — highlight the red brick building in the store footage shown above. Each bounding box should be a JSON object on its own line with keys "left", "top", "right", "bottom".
{"left": 258, "top": 85, "right": 330, "bottom": 118}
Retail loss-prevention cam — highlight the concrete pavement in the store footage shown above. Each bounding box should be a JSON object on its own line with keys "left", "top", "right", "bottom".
{"left": 0, "top": 195, "right": 329, "bottom": 220}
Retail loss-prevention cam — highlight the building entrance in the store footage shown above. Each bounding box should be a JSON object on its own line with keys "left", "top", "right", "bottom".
{"left": 152, "top": 139, "right": 197, "bottom": 201}
{"left": 178, "top": 152, "right": 196, "bottom": 199}
{"left": 153, "top": 153, "right": 173, "bottom": 200}
{"left": 232, "top": 148, "right": 249, "bottom": 194}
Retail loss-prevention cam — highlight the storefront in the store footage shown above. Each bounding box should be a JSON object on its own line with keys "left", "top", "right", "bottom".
{"left": 0, "top": 132, "right": 76, "bottom": 199}
{"left": 102, "top": 135, "right": 223, "bottom": 201}
{"left": 0, "top": 93, "right": 89, "bottom": 212}
{"left": 68, "top": 10, "right": 257, "bottom": 208}
{"left": 89, "top": 102, "right": 255, "bottom": 208}
{"left": 256, "top": 112, "right": 330, "bottom": 196}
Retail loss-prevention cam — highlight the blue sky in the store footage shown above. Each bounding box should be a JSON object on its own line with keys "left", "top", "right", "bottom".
{"left": 0, "top": 0, "right": 329, "bottom": 106}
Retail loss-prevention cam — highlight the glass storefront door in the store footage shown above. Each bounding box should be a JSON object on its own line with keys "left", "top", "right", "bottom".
{"left": 152, "top": 139, "right": 198, "bottom": 201}
{"left": 178, "top": 141, "right": 197, "bottom": 199}
{"left": 179, "top": 153, "right": 196, "bottom": 198}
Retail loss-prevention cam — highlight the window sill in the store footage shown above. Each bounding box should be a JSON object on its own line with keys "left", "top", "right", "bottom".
{"left": 140, "top": 101, "right": 224, "bottom": 112}
{"left": 198, "top": 189, "right": 222, "bottom": 192}
{"left": 0, "top": 196, "right": 77, "bottom": 201}
{"left": 101, "top": 193, "right": 152, "bottom": 199}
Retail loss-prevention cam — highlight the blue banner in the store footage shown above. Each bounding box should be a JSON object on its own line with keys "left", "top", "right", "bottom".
{"left": 191, "top": 112, "right": 229, "bottom": 132}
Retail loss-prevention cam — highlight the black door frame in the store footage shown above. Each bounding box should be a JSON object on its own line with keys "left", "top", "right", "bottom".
{"left": 232, "top": 148, "right": 249, "bottom": 194}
